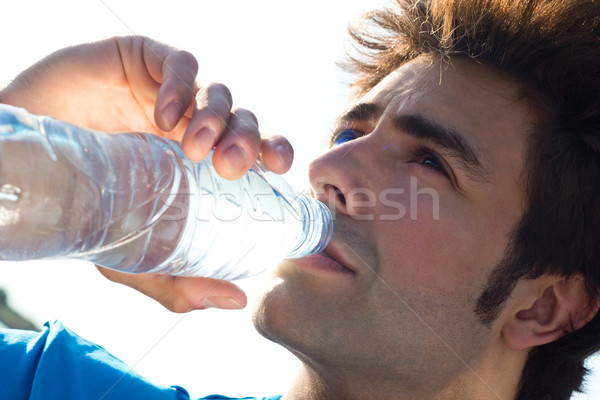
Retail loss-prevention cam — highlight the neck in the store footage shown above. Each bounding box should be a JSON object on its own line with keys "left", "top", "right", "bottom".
{"left": 281, "top": 346, "right": 527, "bottom": 400}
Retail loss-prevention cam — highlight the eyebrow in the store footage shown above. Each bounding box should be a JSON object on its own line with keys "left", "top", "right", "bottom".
{"left": 334, "top": 102, "right": 382, "bottom": 126}
{"left": 333, "top": 102, "right": 490, "bottom": 184}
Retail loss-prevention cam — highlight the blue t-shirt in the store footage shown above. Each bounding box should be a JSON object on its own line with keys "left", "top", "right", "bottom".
{"left": 0, "top": 320, "right": 282, "bottom": 400}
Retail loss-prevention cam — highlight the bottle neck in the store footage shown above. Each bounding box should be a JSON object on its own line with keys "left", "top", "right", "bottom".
{"left": 286, "top": 193, "right": 333, "bottom": 258}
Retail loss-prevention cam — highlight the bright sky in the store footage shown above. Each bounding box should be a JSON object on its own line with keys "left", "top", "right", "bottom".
{"left": 0, "top": 1, "right": 598, "bottom": 399}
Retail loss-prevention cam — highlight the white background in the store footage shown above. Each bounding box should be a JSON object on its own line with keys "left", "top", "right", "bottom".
{"left": 0, "top": 1, "right": 598, "bottom": 399}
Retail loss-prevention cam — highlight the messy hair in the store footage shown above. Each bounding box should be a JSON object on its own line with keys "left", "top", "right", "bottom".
{"left": 345, "top": 1, "right": 600, "bottom": 399}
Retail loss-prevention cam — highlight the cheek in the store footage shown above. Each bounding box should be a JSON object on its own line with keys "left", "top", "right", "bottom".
{"left": 374, "top": 197, "right": 504, "bottom": 295}
{"left": 364, "top": 233, "right": 492, "bottom": 377}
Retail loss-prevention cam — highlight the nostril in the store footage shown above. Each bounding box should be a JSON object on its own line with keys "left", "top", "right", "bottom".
{"left": 335, "top": 187, "right": 346, "bottom": 205}
{"left": 319, "top": 183, "right": 347, "bottom": 209}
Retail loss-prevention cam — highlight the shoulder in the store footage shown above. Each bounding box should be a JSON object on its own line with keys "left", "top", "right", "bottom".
{"left": 0, "top": 321, "right": 186, "bottom": 400}
{"left": 200, "top": 396, "right": 282, "bottom": 400}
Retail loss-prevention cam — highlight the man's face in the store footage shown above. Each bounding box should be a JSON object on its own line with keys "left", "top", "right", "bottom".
{"left": 254, "top": 57, "right": 536, "bottom": 391}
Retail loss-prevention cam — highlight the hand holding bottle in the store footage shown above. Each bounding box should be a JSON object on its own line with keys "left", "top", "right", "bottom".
{"left": 0, "top": 36, "right": 294, "bottom": 311}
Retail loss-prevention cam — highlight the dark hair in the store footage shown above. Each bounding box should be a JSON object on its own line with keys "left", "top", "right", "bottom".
{"left": 344, "top": 0, "right": 600, "bottom": 398}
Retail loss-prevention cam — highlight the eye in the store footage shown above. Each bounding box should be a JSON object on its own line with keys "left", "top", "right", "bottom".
{"left": 413, "top": 148, "right": 450, "bottom": 179}
{"left": 330, "top": 129, "right": 361, "bottom": 146}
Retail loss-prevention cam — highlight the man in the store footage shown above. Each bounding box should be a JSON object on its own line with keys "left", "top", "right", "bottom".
{"left": 254, "top": 1, "right": 600, "bottom": 399}
{"left": 1, "top": 0, "right": 599, "bottom": 399}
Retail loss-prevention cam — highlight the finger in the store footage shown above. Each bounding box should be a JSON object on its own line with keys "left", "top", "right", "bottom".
{"left": 154, "top": 51, "right": 198, "bottom": 132}
{"left": 259, "top": 135, "right": 294, "bottom": 174}
{"left": 181, "top": 82, "right": 233, "bottom": 162}
{"left": 113, "top": 36, "right": 163, "bottom": 131}
{"left": 212, "top": 108, "right": 262, "bottom": 180}
{"left": 142, "top": 38, "right": 199, "bottom": 132}
{"left": 97, "top": 267, "right": 247, "bottom": 313}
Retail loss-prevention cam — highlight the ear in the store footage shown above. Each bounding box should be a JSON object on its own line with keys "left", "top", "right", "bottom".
{"left": 502, "top": 275, "right": 599, "bottom": 351}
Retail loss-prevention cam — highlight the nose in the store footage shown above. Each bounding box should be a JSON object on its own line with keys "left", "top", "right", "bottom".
{"left": 308, "top": 141, "right": 375, "bottom": 219}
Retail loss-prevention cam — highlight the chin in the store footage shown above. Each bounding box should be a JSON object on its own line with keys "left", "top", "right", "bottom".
{"left": 252, "top": 276, "right": 293, "bottom": 344}
{"left": 252, "top": 261, "right": 362, "bottom": 365}
{"left": 251, "top": 274, "right": 320, "bottom": 356}
{"left": 251, "top": 281, "right": 326, "bottom": 373}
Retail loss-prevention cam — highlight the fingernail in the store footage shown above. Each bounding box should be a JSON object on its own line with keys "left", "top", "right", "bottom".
{"left": 202, "top": 296, "right": 243, "bottom": 310}
{"left": 161, "top": 102, "right": 181, "bottom": 130}
{"left": 223, "top": 144, "right": 246, "bottom": 175}
{"left": 194, "top": 127, "right": 216, "bottom": 155}
{"left": 275, "top": 143, "right": 292, "bottom": 166}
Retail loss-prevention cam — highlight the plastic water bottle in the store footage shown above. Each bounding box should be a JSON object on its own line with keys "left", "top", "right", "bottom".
{"left": 0, "top": 104, "right": 332, "bottom": 280}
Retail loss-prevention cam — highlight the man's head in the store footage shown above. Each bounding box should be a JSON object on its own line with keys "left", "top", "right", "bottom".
{"left": 254, "top": 1, "right": 600, "bottom": 399}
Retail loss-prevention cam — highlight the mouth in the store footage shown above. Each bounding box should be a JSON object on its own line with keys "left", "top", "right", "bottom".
{"left": 287, "top": 240, "right": 357, "bottom": 276}
{"left": 321, "top": 243, "right": 358, "bottom": 274}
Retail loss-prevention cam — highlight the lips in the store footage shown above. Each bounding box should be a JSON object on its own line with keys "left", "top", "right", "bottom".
{"left": 320, "top": 244, "right": 357, "bottom": 274}
{"left": 286, "top": 240, "right": 357, "bottom": 276}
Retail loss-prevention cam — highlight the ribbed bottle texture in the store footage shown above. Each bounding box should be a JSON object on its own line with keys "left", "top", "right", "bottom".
{"left": 0, "top": 104, "right": 332, "bottom": 280}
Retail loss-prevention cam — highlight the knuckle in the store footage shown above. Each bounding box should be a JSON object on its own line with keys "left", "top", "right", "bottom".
{"left": 196, "top": 82, "right": 233, "bottom": 115}
{"left": 176, "top": 50, "right": 199, "bottom": 71}
{"left": 207, "top": 82, "right": 233, "bottom": 107}
{"left": 267, "top": 134, "right": 287, "bottom": 144}
{"left": 173, "top": 78, "right": 196, "bottom": 97}
{"left": 235, "top": 126, "right": 261, "bottom": 143}
{"left": 165, "top": 296, "right": 193, "bottom": 313}
{"left": 198, "top": 109, "right": 228, "bottom": 130}
{"left": 135, "top": 34, "right": 151, "bottom": 43}
{"left": 232, "top": 107, "right": 259, "bottom": 126}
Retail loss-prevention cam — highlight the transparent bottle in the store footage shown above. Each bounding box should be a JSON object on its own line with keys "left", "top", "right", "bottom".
{"left": 0, "top": 104, "right": 332, "bottom": 280}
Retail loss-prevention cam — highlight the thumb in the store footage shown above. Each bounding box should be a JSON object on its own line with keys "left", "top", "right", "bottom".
{"left": 96, "top": 266, "right": 247, "bottom": 313}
